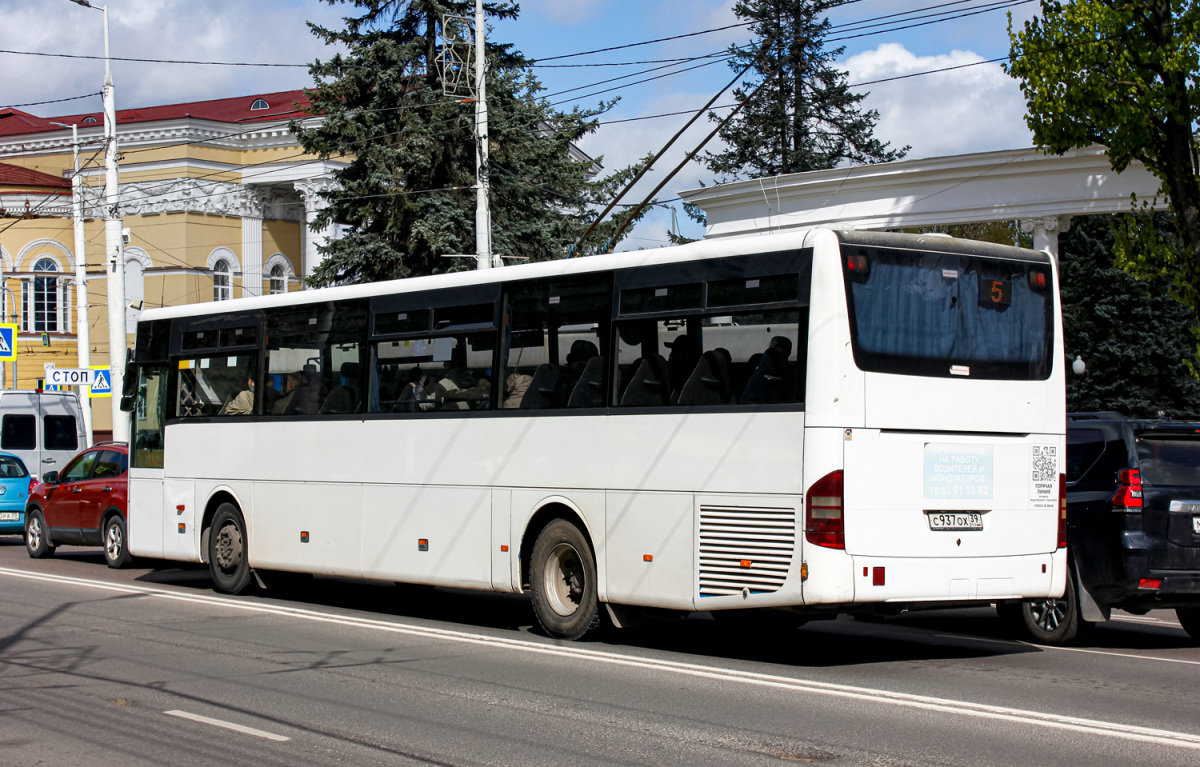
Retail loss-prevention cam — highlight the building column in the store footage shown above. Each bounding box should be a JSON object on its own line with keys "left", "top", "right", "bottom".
{"left": 1020, "top": 215, "right": 1072, "bottom": 265}
{"left": 294, "top": 178, "right": 339, "bottom": 280}
{"left": 241, "top": 215, "right": 263, "bottom": 298}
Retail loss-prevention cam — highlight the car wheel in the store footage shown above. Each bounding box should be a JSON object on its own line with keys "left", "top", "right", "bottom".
{"left": 103, "top": 514, "right": 132, "bottom": 569}
{"left": 1009, "top": 568, "right": 1092, "bottom": 645}
{"left": 208, "top": 503, "right": 252, "bottom": 595}
{"left": 1176, "top": 607, "right": 1200, "bottom": 641}
{"left": 529, "top": 519, "right": 600, "bottom": 640}
{"left": 25, "top": 510, "right": 55, "bottom": 559}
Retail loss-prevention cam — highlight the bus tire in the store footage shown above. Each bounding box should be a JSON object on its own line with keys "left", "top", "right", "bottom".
{"left": 25, "top": 509, "right": 55, "bottom": 559}
{"left": 530, "top": 519, "right": 600, "bottom": 640}
{"left": 103, "top": 513, "right": 132, "bottom": 569}
{"left": 1010, "top": 568, "right": 1092, "bottom": 645}
{"left": 208, "top": 503, "right": 252, "bottom": 595}
{"left": 1177, "top": 607, "right": 1200, "bottom": 641}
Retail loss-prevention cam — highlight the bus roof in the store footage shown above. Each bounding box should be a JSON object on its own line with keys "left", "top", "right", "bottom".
{"left": 137, "top": 227, "right": 1050, "bottom": 323}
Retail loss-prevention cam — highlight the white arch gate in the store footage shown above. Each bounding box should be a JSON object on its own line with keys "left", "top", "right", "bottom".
{"left": 678, "top": 144, "right": 1162, "bottom": 262}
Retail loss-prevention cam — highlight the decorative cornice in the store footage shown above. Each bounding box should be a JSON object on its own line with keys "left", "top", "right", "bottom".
{"left": 0, "top": 116, "right": 324, "bottom": 159}
{"left": 114, "top": 178, "right": 305, "bottom": 221}
{"left": 294, "top": 177, "right": 340, "bottom": 214}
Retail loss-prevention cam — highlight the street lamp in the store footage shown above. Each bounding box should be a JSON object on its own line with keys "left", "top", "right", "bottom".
{"left": 1072, "top": 356, "right": 1086, "bottom": 376}
{"left": 67, "top": 0, "right": 127, "bottom": 443}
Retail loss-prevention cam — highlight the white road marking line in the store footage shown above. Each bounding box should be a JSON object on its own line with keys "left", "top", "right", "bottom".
{"left": 1017, "top": 642, "right": 1200, "bottom": 666}
{"left": 164, "top": 709, "right": 289, "bottom": 741}
{"left": 5, "top": 566, "right": 1200, "bottom": 751}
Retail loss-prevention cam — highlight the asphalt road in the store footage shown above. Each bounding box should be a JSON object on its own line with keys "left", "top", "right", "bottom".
{"left": 2, "top": 537, "right": 1198, "bottom": 767}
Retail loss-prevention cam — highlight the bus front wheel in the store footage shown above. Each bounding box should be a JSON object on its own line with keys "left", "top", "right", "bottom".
{"left": 209, "top": 503, "right": 252, "bottom": 595}
{"left": 530, "top": 519, "right": 600, "bottom": 640}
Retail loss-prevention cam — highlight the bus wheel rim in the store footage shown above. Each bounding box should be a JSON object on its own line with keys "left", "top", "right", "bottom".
{"left": 544, "top": 542, "right": 584, "bottom": 617}
{"left": 215, "top": 522, "right": 243, "bottom": 573}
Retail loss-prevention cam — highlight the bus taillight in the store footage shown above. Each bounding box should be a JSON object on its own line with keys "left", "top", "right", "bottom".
{"left": 806, "top": 471, "right": 845, "bottom": 550}
{"left": 1057, "top": 473, "right": 1067, "bottom": 550}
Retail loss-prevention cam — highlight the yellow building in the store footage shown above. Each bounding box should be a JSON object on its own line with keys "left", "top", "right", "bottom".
{"left": 0, "top": 90, "right": 344, "bottom": 438}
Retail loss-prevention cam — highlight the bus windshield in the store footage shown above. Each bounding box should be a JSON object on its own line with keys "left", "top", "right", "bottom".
{"left": 842, "top": 245, "right": 1054, "bottom": 380}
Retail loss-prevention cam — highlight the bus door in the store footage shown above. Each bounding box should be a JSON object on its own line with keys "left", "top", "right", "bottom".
{"left": 127, "top": 363, "right": 168, "bottom": 558}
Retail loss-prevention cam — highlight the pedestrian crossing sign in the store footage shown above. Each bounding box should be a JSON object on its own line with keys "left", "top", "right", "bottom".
{"left": 0, "top": 324, "right": 15, "bottom": 361}
{"left": 89, "top": 366, "right": 112, "bottom": 398}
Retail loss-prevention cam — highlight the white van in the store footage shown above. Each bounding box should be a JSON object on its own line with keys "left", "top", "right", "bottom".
{"left": 0, "top": 391, "right": 87, "bottom": 479}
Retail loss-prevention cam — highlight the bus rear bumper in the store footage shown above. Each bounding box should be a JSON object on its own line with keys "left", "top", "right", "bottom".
{"left": 805, "top": 549, "right": 1067, "bottom": 606}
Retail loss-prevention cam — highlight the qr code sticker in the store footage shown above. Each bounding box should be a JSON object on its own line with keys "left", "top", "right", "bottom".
{"left": 1031, "top": 445, "right": 1056, "bottom": 482}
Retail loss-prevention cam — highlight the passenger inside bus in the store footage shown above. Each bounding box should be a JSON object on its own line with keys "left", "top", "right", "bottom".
{"left": 271, "top": 372, "right": 303, "bottom": 414}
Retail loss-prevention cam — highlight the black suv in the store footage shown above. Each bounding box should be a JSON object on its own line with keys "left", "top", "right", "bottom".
{"left": 1005, "top": 413, "right": 1200, "bottom": 644}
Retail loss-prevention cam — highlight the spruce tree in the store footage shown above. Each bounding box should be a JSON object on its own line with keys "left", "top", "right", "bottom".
{"left": 1060, "top": 215, "right": 1200, "bottom": 417}
{"left": 293, "top": 0, "right": 643, "bottom": 285}
{"left": 702, "top": 0, "right": 907, "bottom": 182}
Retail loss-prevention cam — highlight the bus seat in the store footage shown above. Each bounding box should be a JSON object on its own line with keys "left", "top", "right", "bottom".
{"left": 321, "top": 362, "right": 362, "bottom": 413}
{"left": 678, "top": 349, "right": 733, "bottom": 406}
{"left": 619, "top": 354, "right": 671, "bottom": 407}
{"left": 520, "top": 364, "right": 563, "bottom": 409}
{"left": 741, "top": 336, "right": 792, "bottom": 404}
{"left": 567, "top": 355, "right": 605, "bottom": 407}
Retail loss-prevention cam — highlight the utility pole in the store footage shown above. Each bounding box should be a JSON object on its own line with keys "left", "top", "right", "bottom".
{"left": 98, "top": 4, "right": 128, "bottom": 442}
{"left": 473, "top": 0, "right": 494, "bottom": 270}
{"left": 70, "top": 0, "right": 125, "bottom": 441}
{"left": 50, "top": 121, "right": 94, "bottom": 447}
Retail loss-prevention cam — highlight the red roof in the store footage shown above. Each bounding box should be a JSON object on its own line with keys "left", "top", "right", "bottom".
{"left": 0, "top": 161, "right": 66, "bottom": 188}
{"left": 0, "top": 89, "right": 310, "bottom": 138}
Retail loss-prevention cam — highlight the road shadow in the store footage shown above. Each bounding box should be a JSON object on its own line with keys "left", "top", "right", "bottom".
{"left": 9, "top": 552, "right": 1169, "bottom": 666}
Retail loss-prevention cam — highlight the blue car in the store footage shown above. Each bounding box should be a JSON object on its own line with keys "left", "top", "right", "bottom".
{"left": 0, "top": 452, "right": 31, "bottom": 536}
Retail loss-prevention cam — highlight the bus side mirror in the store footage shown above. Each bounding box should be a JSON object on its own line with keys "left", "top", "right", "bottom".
{"left": 120, "top": 394, "right": 135, "bottom": 413}
{"left": 122, "top": 349, "right": 138, "bottom": 398}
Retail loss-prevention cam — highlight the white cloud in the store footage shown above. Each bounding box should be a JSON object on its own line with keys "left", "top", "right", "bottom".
{"left": 1, "top": 0, "right": 345, "bottom": 114}
{"left": 843, "top": 42, "right": 1032, "bottom": 159}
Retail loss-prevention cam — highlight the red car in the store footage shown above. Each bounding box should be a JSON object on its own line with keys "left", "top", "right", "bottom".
{"left": 25, "top": 441, "right": 130, "bottom": 568}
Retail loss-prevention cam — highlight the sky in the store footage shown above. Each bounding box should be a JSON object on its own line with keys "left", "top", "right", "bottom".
{"left": 0, "top": 0, "right": 1042, "bottom": 247}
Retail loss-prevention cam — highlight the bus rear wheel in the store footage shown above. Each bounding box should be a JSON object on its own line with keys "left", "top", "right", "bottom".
{"left": 209, "top": 503, "right": 252, "bottom": 595}
{"left": 1004, "top": 568, "right": 1093, "bottom": 646}
{"left": 530, "top": 519, "right": 600, "bottom": 640}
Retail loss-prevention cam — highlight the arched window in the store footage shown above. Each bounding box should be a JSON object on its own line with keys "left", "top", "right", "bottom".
{"left": 250, "top": 99, "right": 269, "bottom": 111}
{"left": 82, "top": 116, "right": 98, "bottom": 124}
{"left": 213, "top": 258, "right": 232, "bottom": 302}
{"left": 269, "top": 264, "right": 287, "bottom": 295}
{"left": 33, "top": 258, "right": 59, "bottom": 332}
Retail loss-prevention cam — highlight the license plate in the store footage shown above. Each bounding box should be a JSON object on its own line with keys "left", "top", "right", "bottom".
{"left": 0, "top": 512, "right": 18, "bottom": 522}
{"left": 1194, "top": 516, "right": 1200, "bottom": 535}
{"left": 927, "top": 512, "right": 983, "bottom": 531}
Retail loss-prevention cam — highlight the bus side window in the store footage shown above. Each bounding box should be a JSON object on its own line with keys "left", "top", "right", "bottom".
{"left": 500, "top": 274, "right": 611, "bottom": 410}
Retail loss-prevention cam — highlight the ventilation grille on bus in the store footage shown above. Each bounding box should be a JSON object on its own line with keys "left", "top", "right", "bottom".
{"left": 698, "top": 505, "right": 795, "bottom": 597}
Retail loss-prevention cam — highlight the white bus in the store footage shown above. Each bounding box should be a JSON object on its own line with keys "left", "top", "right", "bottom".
{"left": 123, "top": 228, "right": 1066, "bottom": 639}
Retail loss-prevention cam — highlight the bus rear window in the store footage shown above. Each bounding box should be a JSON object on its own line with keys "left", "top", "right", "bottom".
{"left": 842, "top": 246, "right": 1054, "bottom": 380}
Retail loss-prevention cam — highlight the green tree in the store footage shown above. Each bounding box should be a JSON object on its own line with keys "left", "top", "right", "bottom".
{"left": 293, "top": 0, "right": 643, "bottom": 285}
{"left": 1060, "top": 215, "right": 1200, "bottom": 416}
{"left": 701, "top": 0, "right": 907, "bottom": 182}
{"left": 1007, "top": 2, "right": 1200, "bottom": 309}
{"left": 904, "top": 221, "right": 1033, "bottom": 248}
